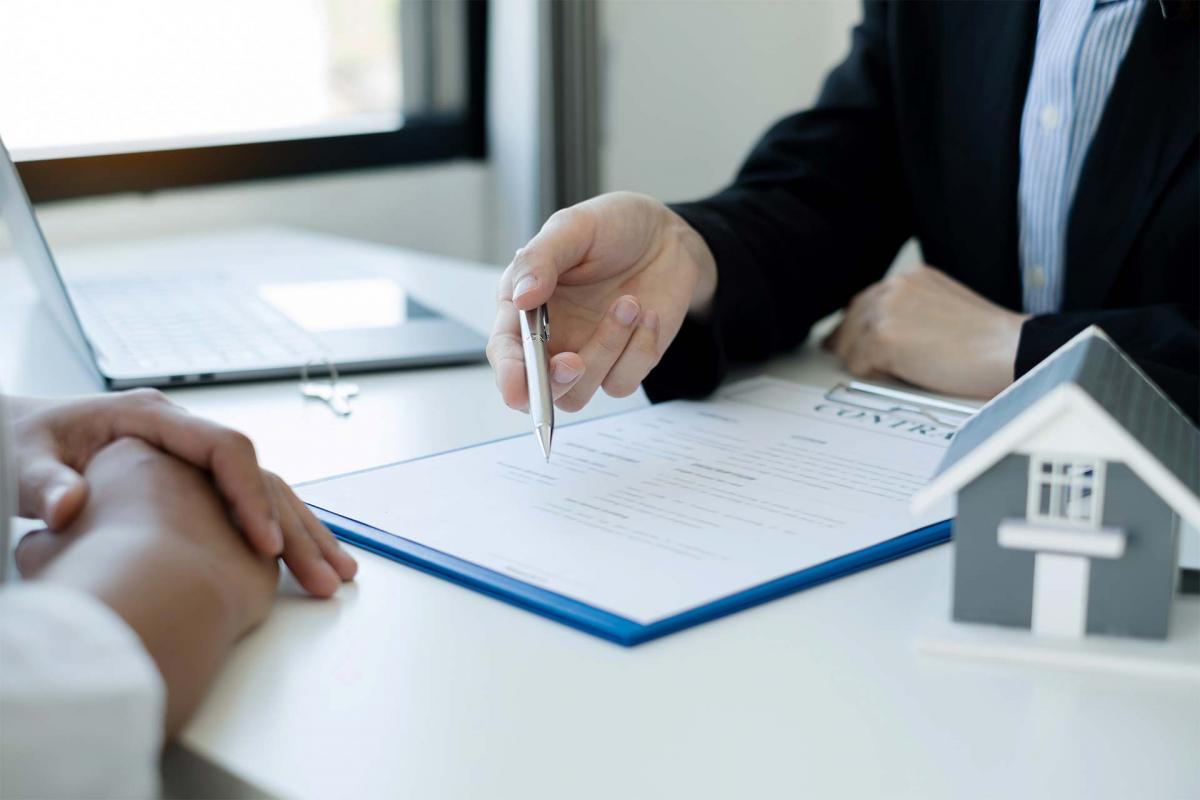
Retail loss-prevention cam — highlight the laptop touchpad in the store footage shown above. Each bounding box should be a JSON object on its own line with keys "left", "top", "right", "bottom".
{"left": 258, "top": 278, "right": 435, "bottom": 332}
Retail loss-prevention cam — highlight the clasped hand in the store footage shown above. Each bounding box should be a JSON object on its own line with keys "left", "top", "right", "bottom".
{"left": 824, "top": 265, "right": 1028, "bottom": 399}
{"left": 9, "top": 389, "right": 356, "bottom": 597}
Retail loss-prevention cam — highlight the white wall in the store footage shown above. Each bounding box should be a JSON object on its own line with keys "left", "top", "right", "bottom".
{"left": 598, "top": 0, "right": 861, "bottom": 202}
{"left": 485, "top": 0, "right": 556, "bottom": 262}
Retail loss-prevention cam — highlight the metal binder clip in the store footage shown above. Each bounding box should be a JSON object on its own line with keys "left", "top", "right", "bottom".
{"left": 300, "top": 358, "right": 359, "bottom": 417}
{"left": 824, "top": 381, "right": 976, "bottom": 429}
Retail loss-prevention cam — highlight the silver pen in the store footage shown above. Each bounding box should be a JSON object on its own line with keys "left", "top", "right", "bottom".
{"left": 519, "top": 305, "right": 554, "bottom": 460}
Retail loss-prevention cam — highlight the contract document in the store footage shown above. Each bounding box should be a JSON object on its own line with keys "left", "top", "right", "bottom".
{"left": 300, "top": 377, "right": 957, "bottom": 639}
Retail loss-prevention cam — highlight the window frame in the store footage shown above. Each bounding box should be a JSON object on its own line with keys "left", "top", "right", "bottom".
{"left": 1026, "top": 454, "right": 1107, "bottom": 529}
{"left": 13, "top": 0, "right": 487, "bottom": 203}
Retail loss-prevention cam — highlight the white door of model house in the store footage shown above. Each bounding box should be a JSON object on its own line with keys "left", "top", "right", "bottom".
{"left": 1031, "top": 552, "right": 1091, "bottom": 636}
{"left": 998, "top": 456, "right": 1126, "bottom": 638}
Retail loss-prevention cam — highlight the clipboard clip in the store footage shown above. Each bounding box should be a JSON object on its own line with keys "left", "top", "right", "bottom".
{"left": 300, "top": 357, "right": 359, "bottom": 417}
{"left": 824, "top": 381, "right": 976, "bottom": 429}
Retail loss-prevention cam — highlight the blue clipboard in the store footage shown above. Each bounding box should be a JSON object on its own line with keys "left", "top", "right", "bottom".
{"left": 304, "top": 435, "right": 952, "bottom": 646}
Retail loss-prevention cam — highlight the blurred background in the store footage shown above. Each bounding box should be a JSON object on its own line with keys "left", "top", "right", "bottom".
{"left": 0, "top": 0, "right": 860, "bottom": 265}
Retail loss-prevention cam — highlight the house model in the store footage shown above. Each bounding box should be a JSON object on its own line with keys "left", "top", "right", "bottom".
{"left": 912, "top": 327, "right": 1200, "bottom": 640}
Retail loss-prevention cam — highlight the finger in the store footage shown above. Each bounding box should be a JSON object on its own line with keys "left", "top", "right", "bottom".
{"left": 841, "top": 312, "right": 892, "bottom": 378}
{"left": 550, "top": 352, "right": 585, "bottom": 399}
{"left": 271, "top": 478, "right": 341, "bottom": 598}
{"left": 17, "top": 456, "right": 89, "bottom": 531}
{"left": 831, "top": 283, "right": 884, "bottom": 365}
{"left": 13, "top": 529, "right": 70, "bottom": 578}
{"left": 557, "top": 295, "right": 641, "bottom": 412}
{"left": 843, "top": 333, "right": 884, "bottom": 378}
{"left": 508, "top": 207, "right": 596, "bottom": 310}
{"left": 823, "top": 319, "right": 845, "bottom": 353}
{"left": 109, "top": 400, "right": 283, "bottom": 556}
{"left": 282, "top": 485, "right": 358, "bottom": 582}
{"left": 487, "top": 299, "right": 532, "bottom": 410}
{"left": 601, "top": 309, "right": 661, "bottom": 398}
{"left": 831, "top": 308, "right": 862, "bottom": 365}
{"left": 488, "top": 301, "right": 585, "bottom": 411}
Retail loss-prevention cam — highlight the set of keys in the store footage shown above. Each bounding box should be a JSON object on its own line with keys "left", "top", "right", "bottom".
{"left": 299, "top": 359, "right": 359, "bottom": 417}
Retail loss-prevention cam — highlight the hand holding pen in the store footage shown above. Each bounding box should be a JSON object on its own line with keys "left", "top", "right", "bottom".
{"left": 486, "top": 194, "right": 705, "bottom": 427}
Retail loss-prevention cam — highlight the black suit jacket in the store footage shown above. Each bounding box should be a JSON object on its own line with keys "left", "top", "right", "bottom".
{"left": 644, "top": 0, "right": 1199, "bottom": 422}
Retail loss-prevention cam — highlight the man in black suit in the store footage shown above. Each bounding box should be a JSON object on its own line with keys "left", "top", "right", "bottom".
{"left": 486, "top": 0, "right": 1198, "bottom": 422}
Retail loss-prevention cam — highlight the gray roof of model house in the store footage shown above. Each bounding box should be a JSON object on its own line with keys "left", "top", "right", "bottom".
{"left": 913, "top": 327, "right": 1200, "bottom": 519}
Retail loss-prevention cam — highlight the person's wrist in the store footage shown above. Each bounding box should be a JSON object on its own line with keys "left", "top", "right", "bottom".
{"left": 665, "top": 208, "right": 717, "bottom": 317}
{"left": 186, "top": 541, "right": 272, "bottom": 639}
{"left": 985, "top": 308, "right": 1030, "bottom": 391}
{"left": 173, "top": 531, "right": 278, "bottom": 638}
{"left": 75, "top": 533, "right": 254, "bottom": 735}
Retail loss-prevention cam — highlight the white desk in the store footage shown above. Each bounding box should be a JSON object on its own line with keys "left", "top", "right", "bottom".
{"left": 2, "top": 230, "right": 1197, "bottom": 800}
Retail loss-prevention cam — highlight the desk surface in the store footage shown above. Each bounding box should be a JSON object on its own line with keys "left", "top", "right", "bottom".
{"left": 2, "top": 229, "right": 1197, "bottom": 800}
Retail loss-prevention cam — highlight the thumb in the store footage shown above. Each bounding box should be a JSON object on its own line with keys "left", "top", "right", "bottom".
{"left": 508, "top": 206, "right": 596, "bottom": 310}
{"left": 19, "top": 457, "right": 90, "bottom": 531}
{"left": 14, "top": 529, "right": 72, "bottom": 578}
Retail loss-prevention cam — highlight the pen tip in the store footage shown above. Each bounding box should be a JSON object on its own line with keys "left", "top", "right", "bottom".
{"left": 535, "top": 423, "right": 552, "bottom": 461}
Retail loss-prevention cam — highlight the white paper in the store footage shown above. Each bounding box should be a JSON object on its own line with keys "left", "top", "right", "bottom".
{"left": 300, "top": 378, "right": 956, "bottom": 624}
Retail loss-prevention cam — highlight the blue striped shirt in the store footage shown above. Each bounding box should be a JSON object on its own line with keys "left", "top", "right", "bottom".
{"left": 1017, "top": 0, "right": 1144, "bottom": 315}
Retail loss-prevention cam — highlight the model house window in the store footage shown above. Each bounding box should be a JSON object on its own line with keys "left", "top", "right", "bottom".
{"left": 1027, "top": 456, "right": 1106, "bottom": 527}
{"left": 0, "top": 0, "right": 485, "bottom": 201}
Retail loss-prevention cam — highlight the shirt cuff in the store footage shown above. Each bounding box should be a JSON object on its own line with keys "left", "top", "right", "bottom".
{"left": 1, "top": 582, "right": 166, "bottom": 799}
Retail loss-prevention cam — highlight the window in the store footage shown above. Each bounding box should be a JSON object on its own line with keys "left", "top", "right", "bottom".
{"left": 0, "top": 0, "right": 485, "bottom": 201}
{"left": 1027, "top": 456, "right": 1106, "bottom": 528}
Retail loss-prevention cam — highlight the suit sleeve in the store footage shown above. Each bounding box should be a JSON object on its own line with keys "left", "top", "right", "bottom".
{"left": 1018, "top": 306, "right": 1200, "bottom": 423}
{"left": 644, "top": 0, "right": 912, "bottom": 402}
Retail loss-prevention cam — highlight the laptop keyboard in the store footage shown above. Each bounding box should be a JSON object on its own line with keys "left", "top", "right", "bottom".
{"left": 71, "top": 275, "right": 326, "bottom": 374}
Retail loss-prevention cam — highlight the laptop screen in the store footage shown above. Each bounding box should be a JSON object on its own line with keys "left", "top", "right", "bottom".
{"left": 0, "top": 135, "right": 100, "bottom": 378}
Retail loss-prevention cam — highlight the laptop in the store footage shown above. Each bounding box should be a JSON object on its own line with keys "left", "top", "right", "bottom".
{"left": 0, "top": 136, "right": 486, "bottom": 389}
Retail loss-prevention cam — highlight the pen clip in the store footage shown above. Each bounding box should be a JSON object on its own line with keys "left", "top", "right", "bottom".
{"left": 524, "top": 306, "right": 550, "bottom": 343}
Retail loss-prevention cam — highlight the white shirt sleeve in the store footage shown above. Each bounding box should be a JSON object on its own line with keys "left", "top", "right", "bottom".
{"left": 0, "top": 581, "right": 166, "bottom": 800}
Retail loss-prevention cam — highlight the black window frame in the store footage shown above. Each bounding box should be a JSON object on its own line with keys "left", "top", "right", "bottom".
{"left": 16, "top": 0, "right": 487, "bottom": 203}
